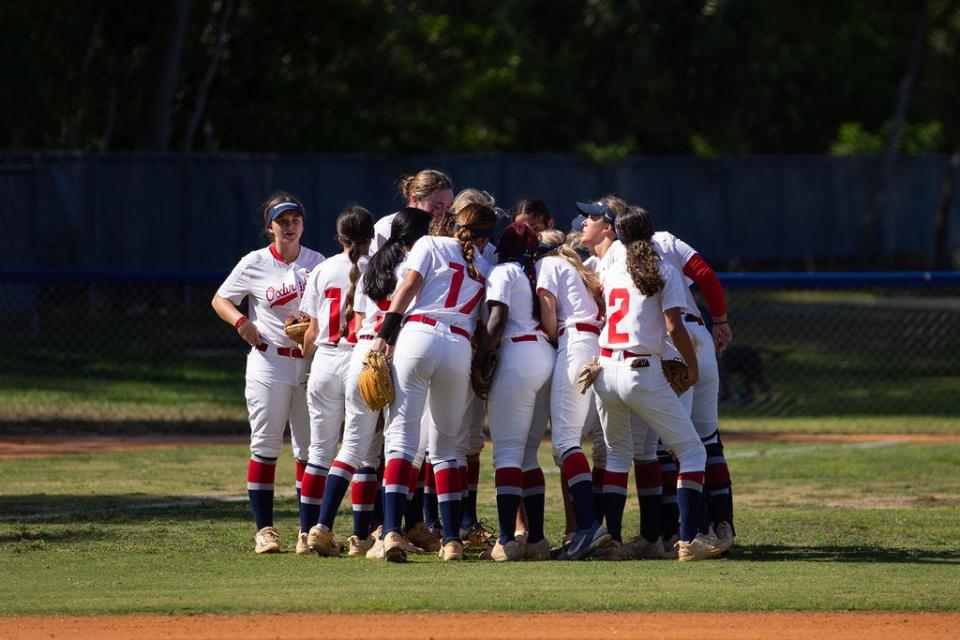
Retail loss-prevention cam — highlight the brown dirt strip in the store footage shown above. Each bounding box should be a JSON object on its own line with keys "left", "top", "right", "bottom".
{"left": 1, "top": 612, "right": 957, "bottom": 640}
{"left": 1, "top": 432, "right": 958, "bottom": 460}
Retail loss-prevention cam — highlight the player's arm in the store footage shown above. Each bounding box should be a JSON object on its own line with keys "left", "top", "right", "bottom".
{"left": 664, "top": 306, "right": 698, "bottom": 387}
{"left": 476, "top": 301, "right": 508, "bottom": 365}
{"left": 212, "top": 293, "right": 261, "bottom": 347}
{"left": 537, "top": 289, "right": 558, "bottom": 344}
{"left": 682, "top": 252, "right": 732, "bottom": 355}
{"left": 301, "top": 315, "right": 320, "bottom": 360}
{"left": 373, "top": 269, "right": 424, "bottom": 357}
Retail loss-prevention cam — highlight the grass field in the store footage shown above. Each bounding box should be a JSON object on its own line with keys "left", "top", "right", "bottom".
{"left": 1, "top": 438, "right": 958, "bottom": 616}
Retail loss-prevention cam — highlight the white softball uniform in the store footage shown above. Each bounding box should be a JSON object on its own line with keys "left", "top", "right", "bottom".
{"left": 486, "top": 262, "right": 555, "bottom": 470}
{"left": 593, "top": 259, "right": 705, "bottom": 475}
{"left": 218, "top": 245, "right": 324, "bottom": 459}
{"left": 385, "top": 236, "right": 491, "bottom": 464}
{"left": 369, "top": 212, "right": 397, "bottom": 255}
{"left": 536, "top": 255, "right": 603, "bottom": 458}
{"left": 334, "top": 262, "right": 402, "bottom": 470}
{"left": 299, "top": 253, "right": 368, "bottom": 467}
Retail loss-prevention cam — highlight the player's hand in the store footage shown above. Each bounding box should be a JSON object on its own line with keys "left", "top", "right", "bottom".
{"left": 371, "top": 338, "right": 394, "bottom": 360}
{"left": 712, "top": 321, "right": 732, "bottom": 357}
{"left": 238, "top": 320, "right": 262, "bottom": 347}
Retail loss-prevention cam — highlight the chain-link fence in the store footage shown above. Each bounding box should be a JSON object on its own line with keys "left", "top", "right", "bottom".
{"left": 1, "top": 271, "right": 958, "bottom": 435}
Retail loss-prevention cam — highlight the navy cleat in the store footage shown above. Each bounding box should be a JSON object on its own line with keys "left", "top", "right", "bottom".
{"left": 560, "top": 522, "right": 611, "bottom": 560}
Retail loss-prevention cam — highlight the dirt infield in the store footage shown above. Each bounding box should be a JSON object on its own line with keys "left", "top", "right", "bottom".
{"left": 2, "top": 432, "right": 959, "bottom": 460}
{"left": 2, "top": 612, "right": 958, "bottom": 640}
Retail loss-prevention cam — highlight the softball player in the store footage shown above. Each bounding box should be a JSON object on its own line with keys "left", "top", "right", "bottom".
{"left": 649, "top": 230, "right": 735, "bottom": 550}
{"left": 296, "top": 206, "right": 375, "bottom": 554}
{"left": 370, "top": 169, "right": 453, "bottom": 254}
{"left": 535, "top": 228, "right": 612, "bottom": 560}
{"left": 592, "top": 206, "right": 723, "bottom": 562}
{"left": 308, "top": 207, "right": 433, "bottom": 558}
{"left": 370, "top": 203, "right": 497, "bottom": 562}
{"left": 474, "top": 222, "right": 555, "bottom": 562}
{"left": 211, "top": 192, "right": 324, "bottom": 554}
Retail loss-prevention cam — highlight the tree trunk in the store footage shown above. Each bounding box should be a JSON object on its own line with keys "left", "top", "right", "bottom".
{"left": 141, "top": 0, "right": 192, "bottom": 151}
{"left": 858, "top": 0, "right": 927, "bottom": 269}
{"left": 185, "top": 0, "right": 234, "bottom": 151}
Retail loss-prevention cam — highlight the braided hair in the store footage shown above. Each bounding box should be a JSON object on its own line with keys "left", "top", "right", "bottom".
{"left": 615, "top": 206, "right": 663, "bottom": 297}
{"left": 454, "top": 203, "right": 497, "bottom": 283}
{"left": 336, "top": 205, "right": 376, "bottom": 338}
{"left": 498, "top": 222, "right": 541, "bottom": 322}
{"left": 363, "top": 207, "right": 432, "bottom": 301}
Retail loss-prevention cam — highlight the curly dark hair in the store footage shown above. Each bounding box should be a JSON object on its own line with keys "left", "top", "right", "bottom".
{"left": 615, "top": 206, "right": 663, "bottom": 296}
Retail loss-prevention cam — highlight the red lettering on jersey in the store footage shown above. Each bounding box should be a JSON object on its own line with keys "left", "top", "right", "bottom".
{"left": 459, "top": 288, "right": 484, "bottom": 315}
{"left": 444, "top": 262, "right": 465, "bottom": 308}
{"left": 269, "top": 291, "right": 298, "bottom": 308}
{"left": 324, "top": 288, "right": 342, "bottom": 342}
{"left": 607, "top": 288, "right": 630, "bottom": 344}
{"left": 373, "top": 297, "right": 391, "bottom": 333}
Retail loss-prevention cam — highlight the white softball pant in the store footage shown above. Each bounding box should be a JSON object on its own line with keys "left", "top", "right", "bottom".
{"left": 593, "top": 354, "right": 705, "bottom": 475}
{"left": 488, "top": 338, "right": 555, "bottom": 470}
{"left": 550, "top": 330, "right": 600, "bottom": 458}
{"left": 305, "top": 343, "right": 354, "bottom": 467}
{"left": 674, "top": 321, "right": 721, "bottom": 443}
{"left": 334, "top": 339, "right": 387, "bottom": 470}
{"left": 244, "top": 349, "right": 310, "bottom": 460}
{"left": 385, "top": 322, "right": 472, "bottom": 463}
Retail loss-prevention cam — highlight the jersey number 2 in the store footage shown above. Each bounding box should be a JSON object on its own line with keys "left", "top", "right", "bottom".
{"left": 607, "top": 288, "right": 630, "bottom": 344}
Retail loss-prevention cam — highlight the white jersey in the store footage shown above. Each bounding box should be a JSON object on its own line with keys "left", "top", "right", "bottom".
{"left": 486, "top": 262, "right": 540, "bottom": 339}
{"left": 369, "top": 212, "right": 397, "bottom": 255}
{"left": 405, "top": 236, "right": 491, "bottom": 334}
{"left": 653, "top": 230, "right": 700, "bottom": 316}
{"left": 300, "top": 252, "right": 368, "bottom": 346}
{"left": 598, "top": 260, "right": 687, "bottom": 355}
{"left": 535, "top": 255, "right": 601, "bottom": 329}
{"left": 217, "top": 245, "right": 325, "bottom": 348}
{"left": 584, "top": 255, "right": 599, "bottom": 272}
{"left": 354, "top": 258, "right": 408, "bottom": 338}
{"left": 595, "top": 239, "right": 626, "bottom": 278}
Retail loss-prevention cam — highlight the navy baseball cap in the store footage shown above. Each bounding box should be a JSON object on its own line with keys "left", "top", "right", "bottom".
{"left": 576, "top": 200, "right": 615, "bottom": 225}
{"left": 570, "top": 214, "right": 586, "bottom": 232}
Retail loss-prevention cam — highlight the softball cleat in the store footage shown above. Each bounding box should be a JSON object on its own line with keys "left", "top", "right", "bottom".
{"left": 623, "top": 535, "right": 666, "bottom": 560}
{"left": 521, "top": 537, "right": 551, "bottom": 561}
{"left": 307, "top": 525, "right": 342, "bottom": 557}
{"left": 383, "top": 531, "right": 408, "bottom": 563}
{"left": 562, "top": 522, "right": 611, "bottom": 560}
{"left": 404, "top": 521, "right": 441, "bottom": 552}
{"left": 460, "top": 521, "right": 495, "bottom": 549}
{"left": 486, "top": 539, "right": 521, "bottom": 562}
{"left": 348, "top": 534, "right": 376, "bottom": 557}
{"left": 676, "top": 533, "right": 725, "bottom": 562}
{"left": 438, "top": 539, "right": 464, "bottom": 561}
{"left": 295, "top": 530, "right": 312, "bottom": 556}
{"left": 254, "top": 526, "right": 282, "bottom": 554}
{"left": 714, "top": 521, "right": 736, "bottom": 553}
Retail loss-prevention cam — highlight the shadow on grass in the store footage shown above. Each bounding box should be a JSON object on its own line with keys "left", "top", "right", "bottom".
{"left": 734, "top": 543, "right": 960, "bottom": 564}
{"left": 0, "top": 493, "right": 296, "bottom": 524}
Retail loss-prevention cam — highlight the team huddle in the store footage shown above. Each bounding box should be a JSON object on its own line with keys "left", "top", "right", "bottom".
{"left": 211, "top": 168, "right": 736, "bottom": 563}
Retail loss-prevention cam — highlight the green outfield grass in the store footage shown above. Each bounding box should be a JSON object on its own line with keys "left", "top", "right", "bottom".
{"left": 1, "top": 439, "right": 958, "bottom": 615}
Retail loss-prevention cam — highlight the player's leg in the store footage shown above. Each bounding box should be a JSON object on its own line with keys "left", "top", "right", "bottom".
{"left": 520, "top": 375, "right": 552, "bottom": 560}
{"left": 459, "top": 395, "right": 487, "bottom": 544}
{"left": 425, "top": 334, "right": 473, "bottom": 559}
{"left": 244, "top": 375, "right": 290, "bottom": 553}
{"left": 287, "top": 377, "right": 311, "bottom": 555}
{"left": 624, "top": 414, "right": 664, "bottom": 558}
{"left": 405, "top": 408, "right": 441, "bottom": 552}
{"left": 626, "top": 360, "right": 722, "bottom": 562}
{"left": 378, "top": 325, "right": 437, "bottom": 561}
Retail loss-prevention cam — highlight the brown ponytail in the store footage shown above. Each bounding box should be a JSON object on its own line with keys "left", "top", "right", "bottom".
{"left": 615, "top": 206, "right": 663, "bottom": 297}
{"left": 335, "top": 205, "right": 375, "bottom": 338}
{"left": 454, "top": 203, "right": 497, "bottom": 283}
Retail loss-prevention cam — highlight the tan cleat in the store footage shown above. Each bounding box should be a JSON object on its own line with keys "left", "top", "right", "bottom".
{"left": 307, "top": 524, "right": 342, "bottom": 557}
{"left": 676, "top": 533, "right": 725, "bottom": 562}
{"left": 714, "top": 521, "right": 736, "bottom": 553}
{"left": 405, "top": 522, "right": 441, "bottom": 552}
{"left": 514, "top": 530, "right": 530, "bottom": 546}
{"left": 623, "top": 535, "right": 665, "bottom": 560}
{"left": 295, "top": 530, "right": 312, "bottom": 556}
{"left": 365, "top": 535, "right": 385, "bottom": 560}
{"left": 254, "top": 526, "right": 282, "bottom": 554}
{"left": 595, "top": 539, "right": 629, "bottom": 560}
{"left": 438, "top": 539, "right": 464, "bottom": 561}
{"left": 521, "top": 537, "right": 551, "bottom": 561}
{"left": 485, "top": 539, "right": 521, "bottom": 562}
{"left": 348, "top": 534, "right": 376, "bottom": 557}
{"left": 383, "top": 531, "right": 408, "bottom": 563}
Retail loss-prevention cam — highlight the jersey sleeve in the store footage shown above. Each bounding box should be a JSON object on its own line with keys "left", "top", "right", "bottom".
{"left": 216, "top": 253, "right": 255, "bottom": 305}
{"left": 659, "top": 264, "right": 688, "bottom": 313}
{"left": 299, "top": 267, "right": 324, "bottom": 318}
{"left": 405, "top": 236, "right": 434, "bottom": 277}
{"left": 486, "top": 265, "right": 515, "bottom": 307}
{"left": 682, "top": 253, "right": 727, "bottom": 318}
{"left": 353, "top": 275, "right": 368, "bottom": 315}
{"left": 536, "top": 258, "right": 561, "bottom": 295}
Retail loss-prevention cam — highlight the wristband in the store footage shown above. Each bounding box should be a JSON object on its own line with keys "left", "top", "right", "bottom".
{"left": 234, "top": 316, "right": 248, "bottom": 330}
{"left": 377, "top": 312, "right": 403, "bottom": 346}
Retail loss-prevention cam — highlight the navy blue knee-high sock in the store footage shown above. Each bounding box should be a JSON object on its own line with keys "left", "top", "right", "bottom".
{"left": 247, "top": 454, "right": 277, "bottom": 530}
{"left": 318, "top": 461, "right": 354, "bottom": 530}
